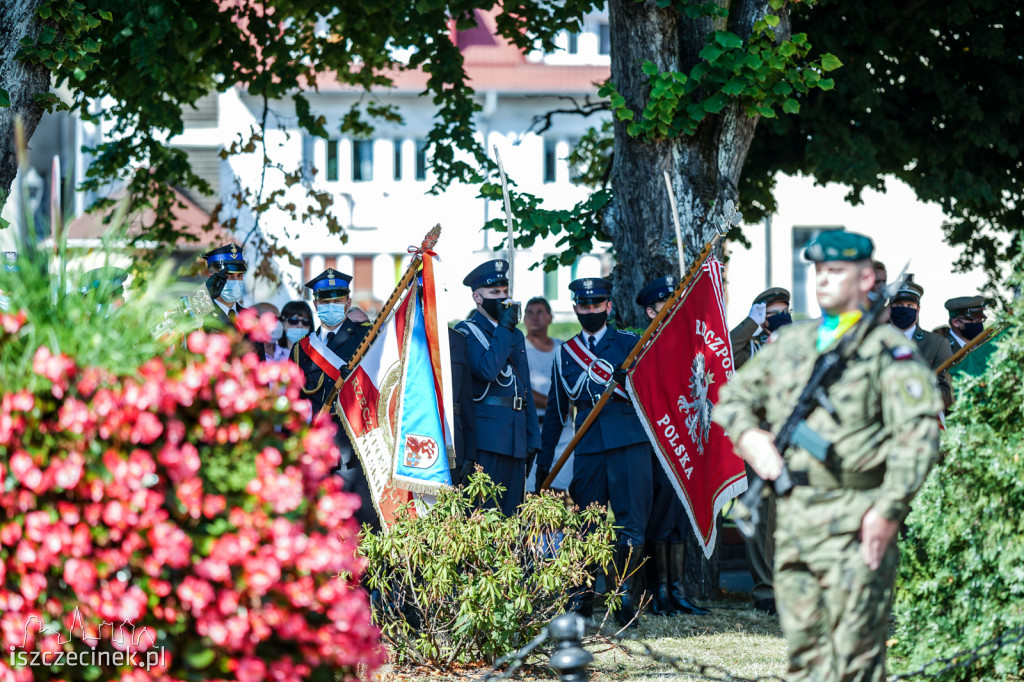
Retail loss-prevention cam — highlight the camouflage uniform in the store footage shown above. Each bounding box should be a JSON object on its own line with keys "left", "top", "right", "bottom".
{"left": 714, "top": 320, "right": 941, "bottom": 682}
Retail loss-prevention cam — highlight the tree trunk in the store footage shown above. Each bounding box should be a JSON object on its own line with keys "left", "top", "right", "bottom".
{"left": 607, "top": 0, "right": 786, "bottom": 598}
{"left": 0, "top": 0, "right": 51, "bottom": 206}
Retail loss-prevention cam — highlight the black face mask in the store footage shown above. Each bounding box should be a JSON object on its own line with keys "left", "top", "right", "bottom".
{"left": 961, "top": 320, "right": 985, "bottom": 340}
{"left": 577, "top": 311, "right": 607, "bottom": 334}
{"left": 765, "top": 312, "right": 792, "bottom": 332}
{"left": 480, "top": 296, "right": 505, "bottom": 320}
{"left": 889, "top": 307, "right": 918, "bottom": 330}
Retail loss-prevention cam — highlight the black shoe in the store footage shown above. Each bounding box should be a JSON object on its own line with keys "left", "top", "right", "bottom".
{"left": 670, "top": 594, "right": 710, "bottom": 616}
{"left": 666, "top": 543, "right": 710, "bottom": 616}
{"left": 753, "top": 598, "right": 777, "bottom": 616}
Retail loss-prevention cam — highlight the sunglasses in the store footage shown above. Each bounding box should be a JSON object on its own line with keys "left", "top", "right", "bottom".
{"left": 282, "top": 316, "right": 311, "bottom": 325}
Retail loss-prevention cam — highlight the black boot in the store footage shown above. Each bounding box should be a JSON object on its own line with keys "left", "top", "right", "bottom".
{"left": 650, "top": 543, "right": 679, "bottom": 616}
{"left": 612, "top": 545, "right": 640, "bottom": 628}
{"left": 667, "top": 543, "right": 710, "bottom": 616}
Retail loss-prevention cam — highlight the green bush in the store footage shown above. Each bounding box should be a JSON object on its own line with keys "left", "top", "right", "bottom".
{"left": 360, "top": 470, "right": 619, "bottom": 670}
{"left": 892, "top": 270, "right": 1024, "bottom": 679}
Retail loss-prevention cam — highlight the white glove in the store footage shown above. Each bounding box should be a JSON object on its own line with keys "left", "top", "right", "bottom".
{"left": 748, "top": 302, "right": 767, "bottom": 326}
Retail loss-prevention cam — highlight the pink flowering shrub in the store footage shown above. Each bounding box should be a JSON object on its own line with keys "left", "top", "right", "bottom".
{"left": 0, "top": 309, "right": 383, "bottom": 681}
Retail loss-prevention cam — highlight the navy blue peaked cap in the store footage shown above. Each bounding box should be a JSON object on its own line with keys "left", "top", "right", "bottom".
{"left": 305, "top": 268, "right": 352, "bottom": 299}
{"left": 569, "top": 277, "right": 612, "bottom": 303}
{"left": 636, "top": 275, "right": 678, "bottom": 306}
{"left": 202, "top": 244, "right": 247, "bottom": 272}
{"left": 463, "top": 260, "right": 509, "bottom": 289}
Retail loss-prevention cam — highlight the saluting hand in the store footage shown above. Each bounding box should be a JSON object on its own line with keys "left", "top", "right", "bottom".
{"left": 736, "top": 428, "right": 784, "bottom": 480}
{"left": 860, "top": 508, "right": 899, "bottom": 570}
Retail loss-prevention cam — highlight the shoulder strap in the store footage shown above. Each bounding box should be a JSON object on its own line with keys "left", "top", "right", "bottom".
{"left": 458, "top": 320, "right": 490, "bottom": 351}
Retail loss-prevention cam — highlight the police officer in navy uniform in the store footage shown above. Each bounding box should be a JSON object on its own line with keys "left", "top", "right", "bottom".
{"left": 635, "top": 276, "right": 711, "bottom": 617}
{"left": 536, "top": 277, "right": 652, "bottom": 628}
{"left": 888, "top": 276, "right": 954, "bottom": 409}
{"left": 201, "top": 244, "right": 266, "bottom": 360}
{"left": 292, "top": 268, "right": 377, "bottom": 530}
{"left": 455, "top": 259, "right": 539, "bottom": 516}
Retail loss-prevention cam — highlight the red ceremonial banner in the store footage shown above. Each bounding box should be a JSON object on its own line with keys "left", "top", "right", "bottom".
{"left": 625, "top": 257, "right": 747, "bottom": 558}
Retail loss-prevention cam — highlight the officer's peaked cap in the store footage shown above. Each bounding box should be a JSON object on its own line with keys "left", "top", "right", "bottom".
{"left": 944, "top": 295, "right": 986, "bottom": 318}
{"left": 202, "top": 244, "right": 247, "bottom": 272}
{"left": 305, "top": 269, "right": 352, "bottom": 299}
{"left": 892, "top": 274, "right": 924, "bottom": 303}
{"left": 569, "top": 277, "right": 612, "bottom": 303}
{"left": 636, "top": 276, "right": 677, "bottom": 306}
{"left": 463, "top": 260, "right": 509, "bottom": 289}
{"left": 753, "top": 287, "right": 790, "bottom": 306}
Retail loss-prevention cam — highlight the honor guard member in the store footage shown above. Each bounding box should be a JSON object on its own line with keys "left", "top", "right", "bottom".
{"left": 730, "top": 287, "right": 792, "bottom": 370}
{"left": 943, "top": 295, "right": 1000, "bottom": 380}
{"left": 455, "top": 259, "right": 540, "bottom": 516}
{"left": 636, "top": 276, "right": 710, "bottom": 617}
{"left": 292, "top": 268, "right": 377, "bottom": 530}
{"left": 888, "top": 276, "right": 954, "bottom": 408}
{"left": 715, "top": 230, "right": 941, "bottom": 681}
{"left": 537, "top": 277, "right": 653, "bottom": 628}
{"left": 201, "top": 244, "right": 266, "bottom": 360}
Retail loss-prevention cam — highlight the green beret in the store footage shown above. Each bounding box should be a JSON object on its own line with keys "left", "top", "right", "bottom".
{"left": 753, "top": 287, "right": 790, "bottom": 306}
{"left": 803, "top": 230, "right": 874, "bottom": 263}
{"left": 944, "top": 295, "right": 986, "bottom": 317}
{"left": 892, "top": 274, "right": 924, "bottom": 303}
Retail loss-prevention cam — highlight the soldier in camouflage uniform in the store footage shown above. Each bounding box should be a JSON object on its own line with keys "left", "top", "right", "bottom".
{"left": 714, "top": 230, "right": 941, "bottom": 682}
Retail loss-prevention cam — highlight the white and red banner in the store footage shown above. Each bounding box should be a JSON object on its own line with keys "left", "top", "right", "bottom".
{"left": 626, "top": 257, "right": 747, "bottom": 558}
{"left": 336, "top": 251, "right": 454, "bottom": 527}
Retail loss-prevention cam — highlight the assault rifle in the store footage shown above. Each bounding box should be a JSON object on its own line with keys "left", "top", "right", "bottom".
{"left": 733, "top": 268, "right": 907, "bottom": 538}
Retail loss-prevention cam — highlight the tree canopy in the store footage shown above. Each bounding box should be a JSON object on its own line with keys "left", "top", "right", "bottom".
{"left": 1, "top": 0, "right": 1020, "bottom": 307}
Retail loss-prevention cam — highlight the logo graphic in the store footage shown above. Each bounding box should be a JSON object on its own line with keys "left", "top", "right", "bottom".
{"left": 676, "top": 351, "right": 715, "bottom": 455}
{"left": 583, "top": 279, "right": 593, "bottom": 289}
{"left": 403, "top": 434, "right": 439, "bottom": 469}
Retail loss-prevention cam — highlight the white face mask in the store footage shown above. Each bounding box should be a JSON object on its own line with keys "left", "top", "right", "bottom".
{"left": 271, "top": 322, "right": 283, "bottom": 341}
{"left": 220, "top": 280, "right": 244, "bottom": 304}
{"left": 285, "top": 327, "right": 307, "bottom": 344}
{"left": 317, "top": 302, "right": 347, "bottom": 327}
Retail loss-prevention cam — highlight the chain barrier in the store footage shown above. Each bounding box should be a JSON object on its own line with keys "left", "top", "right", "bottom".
{"left": 484, "top": 615, "right": 1024, "bottom": 682}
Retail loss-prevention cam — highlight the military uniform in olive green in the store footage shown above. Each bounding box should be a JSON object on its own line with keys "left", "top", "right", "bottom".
{"left": 714, "top": 320, "right": 942, "bottom": 682}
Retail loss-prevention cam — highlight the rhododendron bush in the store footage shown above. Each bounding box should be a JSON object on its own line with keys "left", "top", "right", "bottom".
{"left": 0, "top": 308, "right": 383, "bottom": 681}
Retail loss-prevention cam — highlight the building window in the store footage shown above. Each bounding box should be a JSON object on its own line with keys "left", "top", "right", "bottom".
{"left": 326, "top": 140, "right": 339, "bottom": 182}
{"left": 598, "top": 23, "right": 611, "bottom": 55}
{"left": 566, "top": 31, "right": 579, "bottom": 55}
{"left": 792, "top": 226, "right": 842, "bottom": 316}
{"left": 543, "top": 138, "right": 557, "bottom": 183}
{"left": 353, "top": 256, "right": 373, "bottom": 292}
{"left": 414, "top": 139, "right": 428, "bottom": 181}
{"left": 393, "top": 139, "right": 402, "bottom": 181}
{"left": 352, "top": 139, "right": 374, "bottom": 182}
{"left": 543, "top": 265, "right": 558, "bottom": 301}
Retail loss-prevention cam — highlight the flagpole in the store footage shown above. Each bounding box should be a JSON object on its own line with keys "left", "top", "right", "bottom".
{"left": 935, "top": 323, "right": 1004, "bottom": 375}
{"left": 540, "top": 209, "right": 736, "bottom": 490}
{"left": 664, "top": 171, "right": 686, "bottom": 277}
{"left": 314, "top": 223, "right": 442, "bottom": 423}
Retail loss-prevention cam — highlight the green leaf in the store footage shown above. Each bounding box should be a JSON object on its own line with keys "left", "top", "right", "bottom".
{"left": 779, "top": 41, "right": 797, "bottom": 58}
{"left": 765, "top": 14, "right": 780, "bottom": 28}
{"left": 699, "top": 44, "right": 723, "bottom": 63}
{"left": 714, "top": 31, "right": 744, "bottom": 50}
{"left": 38, "top": 6, "right": 52, "bottom": 19}
{"left": 0, "top": 88, "right": 9, "bottom": 108}
{"left": 821, "top": 53, "right": 843, "bottom": 72}
{"left": 722, "top": 78, "right": 746, "bottom": 96}
{"left": 782, "top": 98, "right": 800, "bottom": 114}
{"left": 703, "top": 92, "right": 729, "bottom": 114}
{"left": 641, "top": 61, "right": 659, "bottom": 77}
{"left": 818, "top": 78, "right": 835, "bottom": 90}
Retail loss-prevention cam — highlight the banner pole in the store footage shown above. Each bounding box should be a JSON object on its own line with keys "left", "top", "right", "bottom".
{"left": 540, "top": 213, "right": 733, "bottom": 490}
{"left": 935, "top": 324, "right": 1003, "bottom": 375}
{"left": 314, "top": 224, "right": 441, "bottom": 423}
{"left": 664, "top": 171, "right": 686, "bottom": 278}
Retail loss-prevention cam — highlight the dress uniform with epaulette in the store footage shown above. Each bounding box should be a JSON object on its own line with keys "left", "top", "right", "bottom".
{"left": 291, "top": 269, "right": 377, "bottom": 529}
{"left": 635, "top": 276, "right": 710, "bottom": 617}
{"left": 454, "top": 260, "right": 539, "bottom": 516}
{"left": 201, "top": 245, "right": 265, "bottom": 360}
{"left": 888, "top": 276, "right": 954, "bottom": 408}
{"left": 537, "top": 277, "right": 652, "bottom": 627}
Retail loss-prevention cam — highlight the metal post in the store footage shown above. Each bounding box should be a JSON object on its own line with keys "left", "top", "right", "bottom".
{"left": 547, "top": 613, "right": 593, "bottom": 682}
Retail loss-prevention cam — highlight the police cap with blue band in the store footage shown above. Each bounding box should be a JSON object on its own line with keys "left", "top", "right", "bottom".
{"left": 636, "top": 275, "right": 677, "bottom": 307}
{"left": 569, "top": 277, "right": 612, "bottom": 304}
{"left": 202, "top": 244, "right": 247, "bottom": 272}
{"left": 463, "top": 259, "right": 509, "bottom": 289}
{"left": 802, "top": 230, "right": 874, "bottom": 263}
{"left": 305, "top": 268, "right": 352, "bottom": 300}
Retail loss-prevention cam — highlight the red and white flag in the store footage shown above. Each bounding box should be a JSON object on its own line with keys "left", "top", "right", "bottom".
{"left": 626, "top": 257, "right": 747, "bottom": 558}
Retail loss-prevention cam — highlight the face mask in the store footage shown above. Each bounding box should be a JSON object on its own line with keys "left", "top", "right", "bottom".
{"left": 889, "top": 307, "right": 918, "bottom": 330}
{"left": 577, "top": 311, "right": 607, "bottom": 334}
{"left": 285, "top": 327, "right": 307, "bottom": 344}
{"left": 0, "top": 294, "right": 10, "bottom": 311}
{"left": 219, "top": 280, "right": 243, "bottom": 304}
{"left": 317, "top": 302, "right": 347, "bottom": 327}
{"left": 480, "top": 296, "right": 505, "bottom": 320}
{"left": 766, "top": 312, "right": 792, "bottom": 332}
{"left": 271, "top": 322, "right": 283, "bottom": 341}
{"left": 961, "top": 321, "right": 984, "bottom": 340}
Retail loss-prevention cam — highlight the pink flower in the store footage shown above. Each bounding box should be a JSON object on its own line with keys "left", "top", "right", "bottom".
{"left": 63, "top": 557, "right": 98, "bottom": 592}
{"left": 236, "top": 657, "right": 267, "bottom": 682}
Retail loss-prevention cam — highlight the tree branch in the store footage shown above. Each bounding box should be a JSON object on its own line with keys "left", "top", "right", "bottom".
{"left": 524, "top": 95, "right": 610, "bottom": 137}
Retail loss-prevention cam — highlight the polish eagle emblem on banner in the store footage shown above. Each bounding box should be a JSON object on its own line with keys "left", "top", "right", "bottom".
{"left": 676, "top": 352, "right": 715, "bottom": 455}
